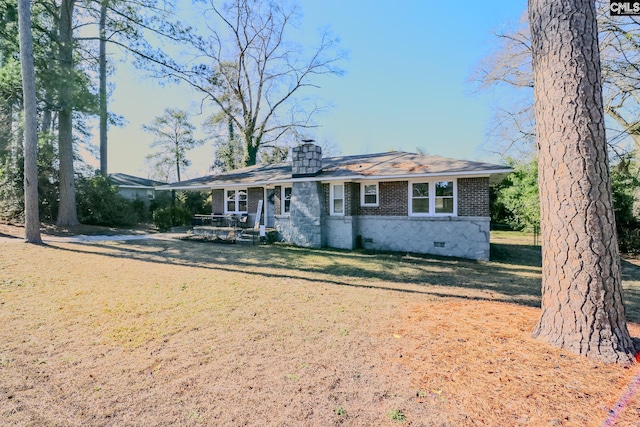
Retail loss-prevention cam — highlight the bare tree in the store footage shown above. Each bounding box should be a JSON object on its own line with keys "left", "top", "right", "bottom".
{"left": 598, "top": 4, "right": 640, "bottom": 151}
{"left": 474, "top": 1, "right": 640, "bottom": 160}
{"left": 17, "top": 0, "right": 41, "bottom": 243}
{"left": 165, "top": 0, "right": 344, "bottom": 167}
{"left": 529, "top": 0, "right": 636, "bottom": 363}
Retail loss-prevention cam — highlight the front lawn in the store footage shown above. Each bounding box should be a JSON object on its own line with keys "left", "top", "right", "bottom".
{"left": 1, "top": 231, "right": 639, "bottom": 426}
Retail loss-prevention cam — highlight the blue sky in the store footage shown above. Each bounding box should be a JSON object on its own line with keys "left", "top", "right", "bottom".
{"left": 103, "top": 1, "right": 528, "bottom": 179}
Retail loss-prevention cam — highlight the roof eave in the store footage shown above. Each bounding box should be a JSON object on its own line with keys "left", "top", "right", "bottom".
{"left": 157, "top": 168, "right": 513, "bottom": 190}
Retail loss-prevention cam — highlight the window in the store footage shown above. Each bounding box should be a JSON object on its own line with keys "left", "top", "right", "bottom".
{"left": 282, "top": 186, "right": 292, "bottom": 214}
{"left": 226, "top": 190, "right": 235, "bottom": 212}
{"left": 330, "top": 183, "right": 344, "bottom": 216}
{"left": 410, "top": 180, "right": 456, "bottom": 216}
{"left": 435, "top": 181, "right": 454, "bottom": 214}
{"left": 361, "top": 183, "right": 379, "bottom": 206}
{"left": 411, "top": 183, "right": 430, "bottom": 214}
{"left": 238, "top": 189, "right": 247, "bottom": 212}
{"left": 226, "top": 189, "right": 248, "bottom": 213}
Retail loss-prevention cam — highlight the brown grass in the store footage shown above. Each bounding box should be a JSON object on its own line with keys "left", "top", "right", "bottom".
{"left": 1, "top": 225, "right": 640, "bottom": 426}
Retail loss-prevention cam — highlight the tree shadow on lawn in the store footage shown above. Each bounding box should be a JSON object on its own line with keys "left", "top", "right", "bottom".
{"left": 491, "top": 241, "right": 640, "bottom": 323}
{"left": 621, "top": 260, "right": 640, "bottom": 323}
{"left": 41, "top": 236, "right": 640, "bottom": 322}
{"left": 48, "top": 238, "right": 544, "bottom": 309}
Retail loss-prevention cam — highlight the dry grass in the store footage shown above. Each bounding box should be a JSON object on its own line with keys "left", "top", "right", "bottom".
{"left": 1, "top": 225, "right": 640, "bottom": 426}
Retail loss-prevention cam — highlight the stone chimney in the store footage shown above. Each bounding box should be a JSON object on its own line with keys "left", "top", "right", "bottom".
{"left": 292, "top": 141, "right": 322, "bottom": 177}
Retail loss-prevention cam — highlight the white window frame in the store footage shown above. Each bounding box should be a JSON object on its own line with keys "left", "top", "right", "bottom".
{"left": 361, "top": 182, "right": 379, "bottom": 207}
{"left": 225, "top": 188, "right": 248, "bottom": 214}
{"left": 282, "top": 185, "right": 292, "bottom": 215}
{"left": 330, "top": 182, "right": 345, "bottom": 216}
{"left": 409, "top": 179, "right": 457, "bottom": 216}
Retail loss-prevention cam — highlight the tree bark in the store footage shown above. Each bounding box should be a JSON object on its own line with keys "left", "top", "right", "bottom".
{"left": 99, "top": 0, "right": 108, "bottom": 176}
{"left": 17, "top": 0, "right": 41, "bottom": 243}
{"left": 56, "top": 0, "right": 78, "bottom": 226}
{"left": 529, "top": 0, "right": 636, "bottom": 363}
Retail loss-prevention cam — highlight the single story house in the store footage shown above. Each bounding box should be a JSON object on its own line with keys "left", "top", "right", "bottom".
{"left": 163, "top": 143, "right": 512, "bottom": 260}
{"left": 109, "top": 173, "right": 164, "bottom": 203}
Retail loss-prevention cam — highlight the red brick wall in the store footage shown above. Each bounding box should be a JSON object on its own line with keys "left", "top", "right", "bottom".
{"left": 322, "top": 181, "right": 409, "bottom": 217}
{"left": 353, "top": 181, "right": 408, "bottom": 216}
{"left": 312, "top": 178, "right": 488, "bottom": 217}
{"left": 212, "top": 189, "right": 224, "bottom": 214}
{"left": 344, "top": 182, "right": 354, "bottom": 216}
{"left": 457, "top": 177, "right": 490, "bottom": 217}
{"left": 322, "top": 183, "right": 330, "bottom": 214}
{"left": 274, "top": 186, "right": 282, "bottom": 215}
{"left": 248, "top": 187, "right": 264, "bottom": 214}
{"left": 348, "top": 182, "right": 360, "bottom": 215}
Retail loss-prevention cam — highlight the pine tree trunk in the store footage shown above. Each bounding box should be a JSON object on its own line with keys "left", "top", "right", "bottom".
{"left": 529, "top": 0, "right": 636, "bottom": 363}
{"left": 41, "top": 47, "right": 56, "bottom": 135}
{"left": 17, "top": 0, "right": 41, "bottom": 243}
{"left": 99, "top": 0, "right": 108, "bottom": 176}
{"left": 56, "top": 0, "right": 78, "bottom": 226}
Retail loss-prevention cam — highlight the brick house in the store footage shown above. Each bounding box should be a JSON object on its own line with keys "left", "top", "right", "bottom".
{"left": 166, "top": 143, "right": 511, "bottom": 260}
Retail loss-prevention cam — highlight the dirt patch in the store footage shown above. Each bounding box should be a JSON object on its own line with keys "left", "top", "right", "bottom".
{"left": 1, "top": 236, "right": 639, "bottom": 426}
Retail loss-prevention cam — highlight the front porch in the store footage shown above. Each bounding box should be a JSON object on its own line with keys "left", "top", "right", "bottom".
{"left": 190, "top": 224, "right": 278, "bottom": 244}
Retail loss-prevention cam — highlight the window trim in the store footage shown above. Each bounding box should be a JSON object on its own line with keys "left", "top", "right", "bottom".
{"left": 225, "top": 188, "right": 248, "bottom": 214}
{"left": 330, "top": 182, "right": 345, "bottom": 216}
{"left": 408, "top": 179, "right": 457, "bottom": 217}
{"left": 282, "top": 185, "right": 292, "bottom": 215}
{"left": 361, "top": 182, "right": 379, "bottom": 207}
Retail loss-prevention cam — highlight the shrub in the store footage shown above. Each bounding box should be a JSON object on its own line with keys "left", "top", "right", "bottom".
{"left": 76, "top": 176, "right": 138, "bottom": 226}
{"left": 0, "top": 158, "right": 24, "bottom": 223}
{"left": 131, "top": 198, "right": 149, "bottom": 222}
{"left": 491, "top": 158, "right": 539, "bottom": 232}
{"left": 611, "top": 165, "right": 640, "bottom": 253}
{"left": 152, "top": 206, "right": 192, "bottom": 231}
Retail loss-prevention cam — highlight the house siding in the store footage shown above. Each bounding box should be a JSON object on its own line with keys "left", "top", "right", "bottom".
{"left": 309, "top": 178, "right": 490, "bottom": 260}
{"left": 325, "top": 216, "right": 355, "bottom": 249}
{"left": 117, "top": 188, "right": 153, "bottom": 203}
{"left": 355, "top": 216, "right": 490, "bottom": 260}
{"left": 457, "top": 177, "right": 490, "bottom": 217}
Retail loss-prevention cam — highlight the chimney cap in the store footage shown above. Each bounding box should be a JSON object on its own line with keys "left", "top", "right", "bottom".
{"left": 301, "top": 139, "right": 316, "bottom": 144}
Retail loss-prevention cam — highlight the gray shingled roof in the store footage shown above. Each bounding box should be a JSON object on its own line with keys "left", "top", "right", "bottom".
{"left": 160, "top": 151, "right": 511, "bottom": 190}
{"left": 109, "top": 173, "right": 165, "bottom": 188}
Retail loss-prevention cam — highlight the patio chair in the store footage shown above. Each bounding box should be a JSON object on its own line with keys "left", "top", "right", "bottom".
{"left": 238, "top": 213, "right": 249, "bottom": 229}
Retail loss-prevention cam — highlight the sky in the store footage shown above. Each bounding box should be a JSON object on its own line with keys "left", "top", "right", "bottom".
{"left": 101, "top": 0, "right": 529, "bottom": 179}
